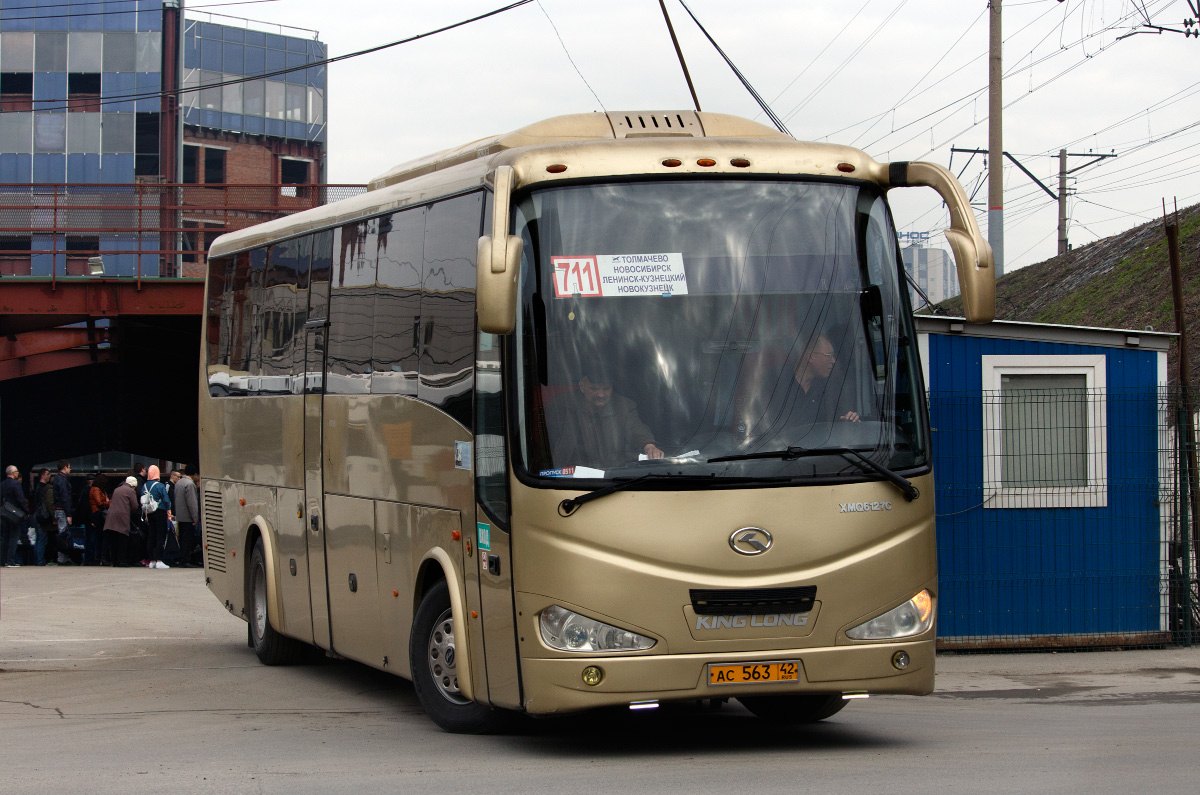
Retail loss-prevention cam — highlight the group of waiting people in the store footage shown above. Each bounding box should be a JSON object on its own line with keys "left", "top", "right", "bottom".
{"left": 0, "top": 460, "right": 201, "bottom": 570}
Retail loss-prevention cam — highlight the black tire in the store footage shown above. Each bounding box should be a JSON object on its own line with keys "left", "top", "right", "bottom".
{"left": 409, "top": 579, "right": 501, "bottom": 733}
{"left": 738, "top": 693, "right": 848, "bottom": 725}
{"left": 248, "top": 538, "right": 309, "bottom": 665}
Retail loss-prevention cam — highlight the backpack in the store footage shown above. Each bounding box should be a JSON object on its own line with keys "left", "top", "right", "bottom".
{"left": 141, "top": 482, "right": 160, "bottom": 515}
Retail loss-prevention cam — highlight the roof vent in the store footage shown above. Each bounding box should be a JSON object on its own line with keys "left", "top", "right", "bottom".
{"left": 609, "top": 111, "right": 702, "bottom": 139}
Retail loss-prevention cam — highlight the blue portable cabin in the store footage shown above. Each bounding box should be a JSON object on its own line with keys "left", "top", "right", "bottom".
{"left": 914, "top": 316, "right": 1176, "bottom": 649}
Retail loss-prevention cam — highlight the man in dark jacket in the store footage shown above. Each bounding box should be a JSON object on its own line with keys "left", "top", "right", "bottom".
{"left": 33, "top": 469, "right": 54, "bottom": 565}
{"left": 173, "top": 466, "right": 200, "bottom": 567}
{"left": 1, "top": 465, "right": 27, "bottom": 566}
{"left": 52, "top": 460, "right": 73, "bottom": 565}
{"left": 546, "top": 363, "right": 665, "bottom": 470}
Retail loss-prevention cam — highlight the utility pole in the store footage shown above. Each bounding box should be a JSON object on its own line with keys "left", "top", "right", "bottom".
{"left": 951, "top": 147, "right": 1116, "bottom": 259}
{"left": 989, "top": 0, "right": 1004, "bottom": 277}
{"left": 1058, "top": 149, "right": 1068, "bottom": 255}
{"left": 1166, "top": 198, "right": 1198, "bottom": 643}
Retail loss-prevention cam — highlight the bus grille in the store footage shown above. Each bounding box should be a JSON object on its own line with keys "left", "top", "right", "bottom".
{"left": 203, "top": 490, "right": 227, "bottom": 573}
{"left": 690, "top": 586, "right": 817, "bottom": 615}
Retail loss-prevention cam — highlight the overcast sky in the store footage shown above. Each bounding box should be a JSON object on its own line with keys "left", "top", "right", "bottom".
{"left": 202, "top": 0, "right": 1200, "bottom": 276}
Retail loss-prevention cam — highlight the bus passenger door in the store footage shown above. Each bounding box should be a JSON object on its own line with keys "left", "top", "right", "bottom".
{"left": 303, "top": 320, "right": 331, "bottom": 650}
{"left": 472, "top": 332, "right": 522, "bottom": 708}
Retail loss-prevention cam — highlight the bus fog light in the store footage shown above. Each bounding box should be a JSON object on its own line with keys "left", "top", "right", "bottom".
{"left": 581, "top": 666, "right": 604, "bottom": 686}
{"left": 539, "top": 605, "right": 656, "bottom": 652}
{"left": 892, "top": 650, "right": 910, "bottom": 670}
{"left": 846, "top": 590, "right": 935, "bottom": 640}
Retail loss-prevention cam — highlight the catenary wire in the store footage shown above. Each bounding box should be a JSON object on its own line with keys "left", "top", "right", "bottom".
{"left": 535, "top": 0, "right": 606, "bottom": 112}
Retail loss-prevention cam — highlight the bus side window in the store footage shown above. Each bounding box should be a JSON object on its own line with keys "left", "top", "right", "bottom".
{"left": 206, "top": 255, "right": 231, "bottom": 396}
{"left": 372, "top": 208, "right": 425, "bottom": 396}
{"left": 419, "top": 192, "right": 482, "bottom": 427}
{"left": 326, "top": 220, "right": 378, "bottom": 394}
{"left": 476, "top": 331, "right": 508, "bottom": 523}
{"left": 225, "top": 251, "right": 255, "bottom": 394}
{"left": 260, "top": 235, "right": 310, "bottom": 394}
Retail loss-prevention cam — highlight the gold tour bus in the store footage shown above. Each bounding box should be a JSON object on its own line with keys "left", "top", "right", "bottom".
{"left": 199, "top": 110, "right": 994, "bottom": 732}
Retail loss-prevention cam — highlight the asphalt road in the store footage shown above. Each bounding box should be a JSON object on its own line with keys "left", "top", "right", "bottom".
{"left": 2, "top": 567, "right": 1199, "bottom": 794}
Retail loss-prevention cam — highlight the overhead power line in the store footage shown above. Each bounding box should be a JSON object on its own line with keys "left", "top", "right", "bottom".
{"left": 674, "top": 0, "right": 791, "bottom": 136}
{"left": 0, "top": 0, "right": 534, "bottom": 114}
{"left": 855, "top": 0, "right": 1172, "bottom": 156}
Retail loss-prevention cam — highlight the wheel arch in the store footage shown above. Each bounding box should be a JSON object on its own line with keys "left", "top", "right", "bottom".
{"left": 414, "top": 547, "right": 475, "bottom": 702}
{"left": 243, "top": 516, "right": 284, "bottom": 634}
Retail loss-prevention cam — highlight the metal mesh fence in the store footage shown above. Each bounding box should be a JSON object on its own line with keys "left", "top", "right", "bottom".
{"left": 930, "top": 386, "right": 1198, "bottom": 650}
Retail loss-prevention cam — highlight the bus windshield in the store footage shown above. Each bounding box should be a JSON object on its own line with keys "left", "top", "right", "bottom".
{"left": 512, "top": 179, "right": 928, "bottom": 485}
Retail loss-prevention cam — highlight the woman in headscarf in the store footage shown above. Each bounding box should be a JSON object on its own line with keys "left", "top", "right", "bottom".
{"left": 103, "top": 476, "right": 138, "bottom": 568}
{"left": 143, "top": 465, "right": 173, "bottom": 569}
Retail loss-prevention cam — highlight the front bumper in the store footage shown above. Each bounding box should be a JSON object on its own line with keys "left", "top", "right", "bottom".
{"left": 519, "top": 638, "right": 934, "bottom": 715}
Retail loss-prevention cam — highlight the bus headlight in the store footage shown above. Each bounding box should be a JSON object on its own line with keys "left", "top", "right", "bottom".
{"left": 846, "top": 590, "right": 934, "bottom": 640}
{"left": 539, "top": 606, "right": 656, "bottom": 652}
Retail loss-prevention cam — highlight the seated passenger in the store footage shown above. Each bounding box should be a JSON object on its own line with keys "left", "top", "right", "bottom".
{"left": 789, "top": 333, "right": 860, "bottom": 424}
{"left": 546, "top": 363, "right": 665, "bottom": 469}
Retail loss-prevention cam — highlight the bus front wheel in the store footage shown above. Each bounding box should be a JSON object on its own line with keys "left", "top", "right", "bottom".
{"left": 738, "top": 693, "right": 847, "bottom": 724}
{"left": 409, "top": 580, "right": 501, "bottom": 733}
{"left": 248, "top": 538, "right": 309, "bottom": 665}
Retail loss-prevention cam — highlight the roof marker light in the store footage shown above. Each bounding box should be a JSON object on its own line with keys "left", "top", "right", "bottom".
{"left": 662, "top": 158, "right": 682, "bottom": 168}
{"left": 546, "top": 164, "right": 567, "bottom": 173}
{"left": 697, "top": 158, "right": 716, "bottom": 167}
{"left": 731, "top": 158, "right": 751, "bottom": 168}
{"left": 837, "top": 162, "right": 856, "bottom": 173}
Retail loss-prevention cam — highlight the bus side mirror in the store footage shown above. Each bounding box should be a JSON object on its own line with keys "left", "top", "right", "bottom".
{"left": 885, "top": 160, "right": 995, "bottom": 323}
{"left": 477, "top": 165, "right": 523, "bottom": 334}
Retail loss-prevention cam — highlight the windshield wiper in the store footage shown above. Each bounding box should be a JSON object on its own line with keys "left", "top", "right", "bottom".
{"left": 708, "top": 446, "right": 919, "bottom": 502}
{"left": 558, "top": 473, "right": 762, "bottom": 517}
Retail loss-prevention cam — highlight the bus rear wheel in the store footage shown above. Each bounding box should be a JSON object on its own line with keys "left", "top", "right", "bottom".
{"left": 409, "top": 580, "right": 501, "bottom": 733}
{"left": 248, "top": 538, "right": 309, "bottom": 665}
{"left": 738, "top": 693, "right": 847, "bottom": 725}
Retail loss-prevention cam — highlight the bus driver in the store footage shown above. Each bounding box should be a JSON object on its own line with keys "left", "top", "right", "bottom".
{"left": 547, "top": 362, "right": 665, "bottom": 469}
{"left": 788, "top": 333, "right": 860, "bottom": 425}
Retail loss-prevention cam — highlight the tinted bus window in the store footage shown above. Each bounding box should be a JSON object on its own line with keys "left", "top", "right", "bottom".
{"left": 243, "top": 248, "right": 269, "bottom": 394}
{"left": 419, "top": 192, "right": 481, "bottom": 427}
{"left": 260, "top": 236, "right": 309, "bottom": 393}
{"left": 291, "top": 234, "right": 313, "bottom": 378}
{"left": 372, "top": 208, "right": 425, "bottom": 396}
{"left": 309, "top": 229, "right": 333, "bottom": 320}
{"left": 206, "top": 255, "right": 231, "bottom": 395}
{"left": 226, "top": 250, "right": 255, "bottom": 389}
{"left": 327, "top": 220, "right": 378, "bottom": 394}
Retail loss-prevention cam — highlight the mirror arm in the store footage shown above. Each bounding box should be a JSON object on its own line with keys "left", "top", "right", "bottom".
{"left": 886, "top": 160, "right": 995, "bottom": 323}
{"left": 477, "top": 165, "right": 523, "bottom": 334}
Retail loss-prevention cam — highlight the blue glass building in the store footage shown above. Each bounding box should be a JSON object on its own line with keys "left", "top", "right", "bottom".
{"left": 0, "top": 1, "right": 327, "bottom": 276}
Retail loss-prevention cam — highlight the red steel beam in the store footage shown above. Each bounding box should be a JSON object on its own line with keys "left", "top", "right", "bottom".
{"left": 0, "top": 348, "right": 115, "bottom": 380}
{"left": 0, "top": 327, "right": 109, "bottom": 361}
{"left": 0, "top": 278, "right": 204, "bottom": 317}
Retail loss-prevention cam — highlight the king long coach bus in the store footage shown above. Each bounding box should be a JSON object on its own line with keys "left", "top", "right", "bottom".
{"left": 200, "top": 110, "right": 994, "bottom": 732}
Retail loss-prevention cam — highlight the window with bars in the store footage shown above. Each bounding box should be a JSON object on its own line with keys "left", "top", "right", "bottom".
{"left": 981, "top": 355, "right": 1108, "bottom": 509}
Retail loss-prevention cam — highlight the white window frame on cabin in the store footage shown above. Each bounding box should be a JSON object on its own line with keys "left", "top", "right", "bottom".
{"left": 981, "top": 354, "right": 1107, "bottom": 509}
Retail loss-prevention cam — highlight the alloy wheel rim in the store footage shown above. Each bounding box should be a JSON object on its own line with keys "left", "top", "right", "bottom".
{"left": 253, "top": 563, "right": 267, "bottom": 639}
{"left": 426, "top": 607, "right": 467, "bottom": 703}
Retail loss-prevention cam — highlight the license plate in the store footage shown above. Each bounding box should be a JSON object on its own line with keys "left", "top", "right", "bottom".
{"left": 708, "top": 660, "right": 800, "bottom": 686}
